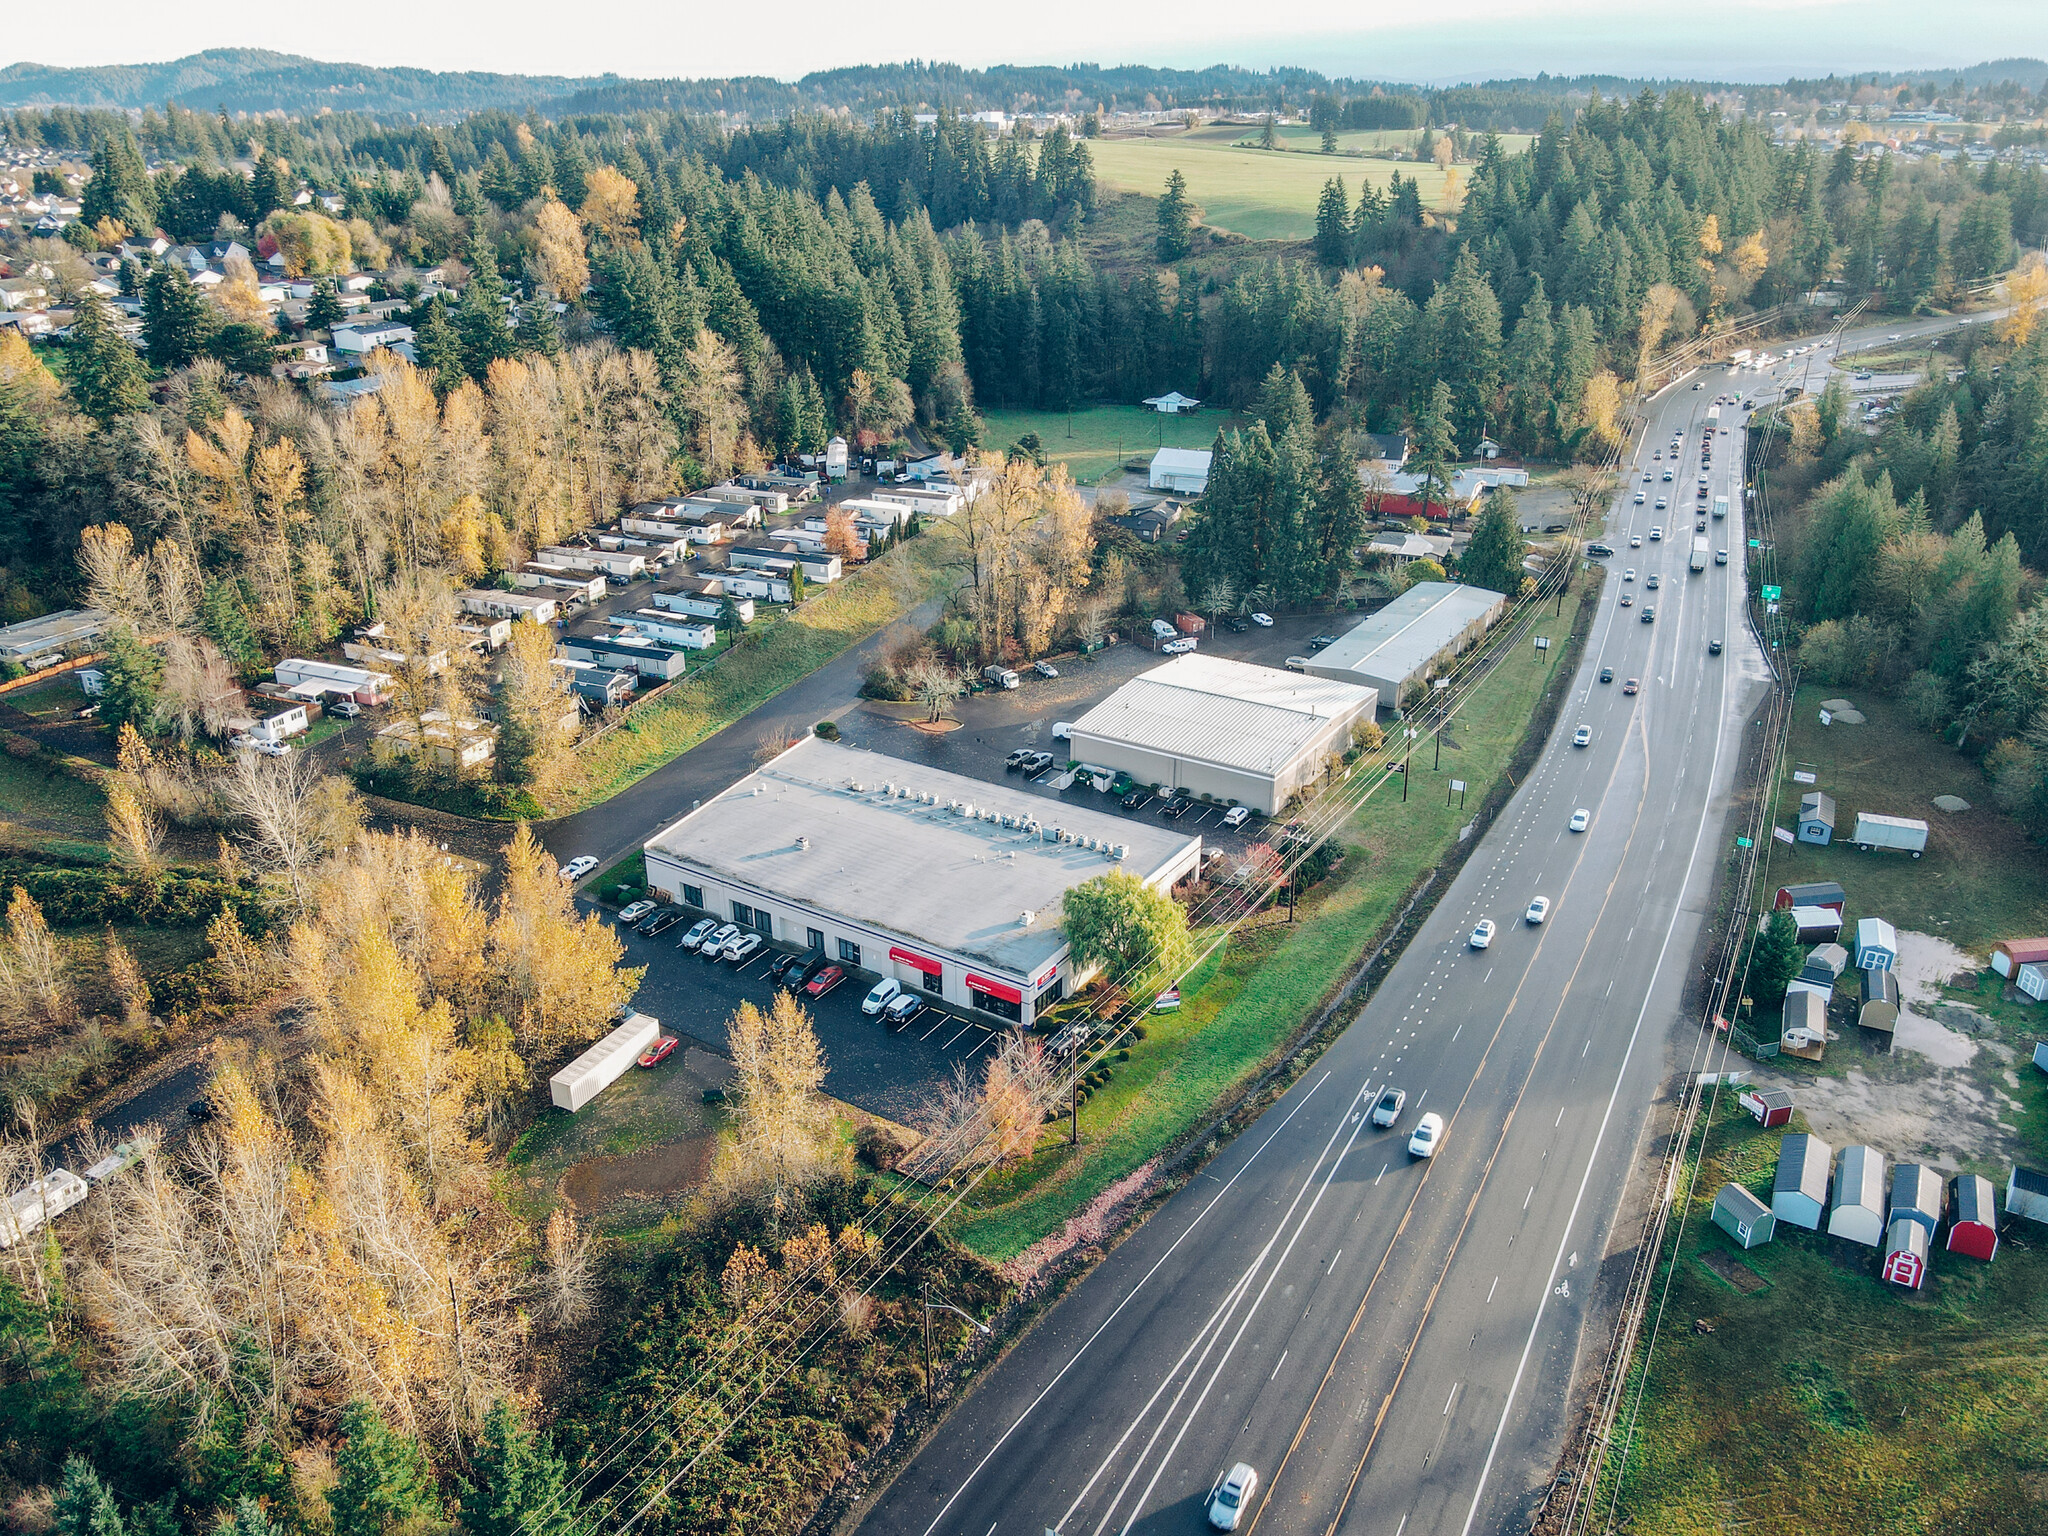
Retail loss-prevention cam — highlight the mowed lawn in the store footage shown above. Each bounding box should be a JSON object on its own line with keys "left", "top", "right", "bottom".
{"left": 1087, "top": 127, "right": 1464, "bottom": 240}
{"left": 1761, "top": 685, "right": 2048, "bottom": 953}
{"left": 1609, "top": 1096, "right": 2048, "bottom": 1536}
{"left": 951, "top": 587, "right": 1591, "bottom": 1260}
{"left": 978, "top": 405, "right": 1237, "bottom": 485}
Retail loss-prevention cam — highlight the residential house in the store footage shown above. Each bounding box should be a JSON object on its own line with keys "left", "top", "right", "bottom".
{"left": 373, "top": 711, "right": 496, "bottom": 772}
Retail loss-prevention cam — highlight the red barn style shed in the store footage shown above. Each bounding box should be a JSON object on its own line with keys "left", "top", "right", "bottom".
{"left": 1947, "top": 1175, "right": 1998, "bottom": 1261}
{"left": 1775, "top": 881, "right": 1846, "bottom": 914}
{"left": 1739, "top": 1087, "right": 1795, "bottom": 1127}
{"left": 1882, "top": 1218, "right": 1930, "bottom": 1288}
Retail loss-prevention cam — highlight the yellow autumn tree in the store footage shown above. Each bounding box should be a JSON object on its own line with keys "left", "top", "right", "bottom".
{"left": 533, "top": 195, "right": 590, "bottom": 300}
{"left": 579, "top": 166, "right": 640, "bottom": 242}
{"left": 1731, "top": 231, "right": 1770, "bottom": 284}
{"left": 484, "top": 823, "right": 639, "bottom": 1049}
{"left": 2001, "top": 253, "right": 2048, "bottom": 346}
{"left": 716, "top": 989, "right": 838, "bottom": 1207}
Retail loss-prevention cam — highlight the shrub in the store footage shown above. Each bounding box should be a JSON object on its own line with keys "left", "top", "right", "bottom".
{"left": 814, "top": 720, "right": 840, "bottom": 741}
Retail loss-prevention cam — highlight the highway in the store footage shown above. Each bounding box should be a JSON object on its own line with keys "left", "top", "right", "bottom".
{"left": 858, "top": 367, "right": 1778, "bottom": 1536}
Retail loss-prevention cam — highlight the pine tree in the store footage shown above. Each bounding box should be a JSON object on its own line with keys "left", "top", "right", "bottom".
{"left": 326, "top": 1401, "right": 437, "bottom": 1536}
{"left": 1408, "top": 382, "right": 1456, "bottom": 524}
{"left": 98, "top": 631, "right": 163, "bottom": 735}
{"left": 67, "top": 292, "right": 152, "bottom": 424}
{"left": 458, "top": 236, "right": 512, "bottom": 380}
{"left": 1749, "top": 910, "right": 1802, "bottom": 1005}
{"left": 520, "top": 300, "right": 564, "bottom": 359}
{"left": 413, "top": 298, "right": 466, "bottom": 396}
{"left": 53, "top": 1458, "right": 125, "bottom": 1536}
{"left": 250, "top": 154, "right": 293, "bottom": 221}
{"left": 1156, "top": 170, "right": 1195, "bottom": 263}
{"left": 1313, "top": 178, "right": 1351, "bottom": 268}
{"left": 306, "top": 280, "right": 345, "bottom": 333}
{"left": 80, "top": 132, "right": 157, "bottom": 238}
{"left": 1458, "top": 493, "right": 1525, "bottom": 596}
{"left": 459, "top": 1400, "right": 580, "bottom": 1536}
{"left": 142, "top": 264, "right": 217, "bottom": 372}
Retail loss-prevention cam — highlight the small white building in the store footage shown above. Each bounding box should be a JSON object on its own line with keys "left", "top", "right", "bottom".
{"left": 1148, "top": 447, "right": 1213, "bottom": 495}
{"left": 1142, "top": 391, "right": 1201, "bottom": 414}
{"left": 273, "top": 657, "right": 392, "bottom": 705}
{"left": 620, "top": 612, "right": 717, "bottom": 650}
{"left": 460, "top": 589, "right": 558, "bottom": 625}
{"left": 1303, "top": 582, "right": 1507, "bottom": 714}
{"left": 330, "top": 321, "right": 415, "bottom": 355}
{"left": 1855, "top": 917, "right": 1899, "bottom": 972}
{"left": 1827, "top": 1144, "right": 1887, "bottom": 1247}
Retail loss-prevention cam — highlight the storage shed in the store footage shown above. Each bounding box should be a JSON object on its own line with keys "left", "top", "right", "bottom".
{"left": 1828, "top": 1145, "right": 1887, "bottom": 1246}
{"left": 1859, "top": 968, "right": 1901, "bottom": 1038}
{"left": 1989, "top": 938, "right": 2048, "bottom": 979}
{"left": 1772, "top": 1132, "right": 1832, "bottom": 1230}
{"left": 1855, "top": 917, "right": 1899, "bottom": 972}
{"left": 2036, "top": 1040, "right": 2048, "bottom": 1075}
{"left": 1797, "top": 790, "right": 1837, "bottom": 844}
{"left": 1776, "top": 881, "right": 1846, "bottom": 913}
{"left": 1882, "top": 1217, "right": 1931, "bottom": 1288}
{"left": 1740, "top": 1086, "right": 1795, "bottom": 1128}
{"left": 1781, "top": 989, "right": 1829, "bottom": 1059}
{"left": 2020, "top": 962, "right": 2048, "bottom": 1004}
{"left": 1789, "top": 906, "right": 1842, "bottom": 944}
{"left": 2009, "top": 1166, "right": 2048, "bottom": 1226}
{"left": 549, "top": 1013, "right": 660, "bottom": 1112}
{"left": 1889, "top": 1162, "right": 1944, "bottom": 1238}
{"left": 1712, "top": 1184, "right": 1776, "bottom": 1250}
{"left": 1947, "top": 1175, "right": 1998, "bottom": 1261}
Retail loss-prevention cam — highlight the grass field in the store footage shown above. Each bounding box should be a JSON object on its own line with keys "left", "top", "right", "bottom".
{"left": 1607, "top": 1094, "right": 2048, "bottom": 1536}
{"left": 1087, "top": 126, "right": 1465, "bottom": 240}
{"left": 1760, "top": 685, "right": 2048, "bottom": 953}
{"left": 950, "top": 586, "right": 1592, "bottom": 1259}
{"left": 979, "top": 405, "right": 1237, "bottom": 484}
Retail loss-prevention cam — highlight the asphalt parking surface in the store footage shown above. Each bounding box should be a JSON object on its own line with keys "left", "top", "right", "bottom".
{"left": 589, "top": 903, "right": 1009, "bottom": 1126}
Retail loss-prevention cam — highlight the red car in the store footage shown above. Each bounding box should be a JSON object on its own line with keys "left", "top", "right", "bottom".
{"left": 1623, "top": 677, "right": 1641, "bottom": 695}
{"left": 636, "top": 1036, "right": 678, "bottom": 1068}
{"left": 805, "top": 965, "right": 845, "bottom": 998}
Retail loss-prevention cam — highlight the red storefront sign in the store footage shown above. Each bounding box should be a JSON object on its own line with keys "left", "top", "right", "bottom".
{"left": 889, "top": 947, "right": 942, "bottom": 976}
{"left": 966, "top": 973, "right": 1024, "bottom": 1004}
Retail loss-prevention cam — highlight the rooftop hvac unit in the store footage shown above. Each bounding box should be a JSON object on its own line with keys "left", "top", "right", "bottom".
{"left": 882, "top": 781, "right": 895, "bottom": 795}
{"left": 1112, "top": 844, "right": 1128, "bottom": 860}
{"left": 1082, "top": 835, "right": 1096, "bottom": 851}
{"left": 849, "top": 781, "right": 864, "bottom": 792}
{"left": 958, "top": 802, "right": 973, "bottom": 817}
{"left": 796, "top": 836, "right": 811, "bottom": 851}
{"left": 1019, "top": 909, "right": 1036, "bottom": 927}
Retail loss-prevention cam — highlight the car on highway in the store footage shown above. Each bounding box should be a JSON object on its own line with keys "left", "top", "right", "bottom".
{"left": 1619, "top": 593, "right": 1634, "bottom": 607}
{"left": 1641, "top": 605, "right": 1656, "bottom": 623}
{"left": 862, "top": 977, "right": 902, "bottom": 1016}
{"left": 1221, "top": 805, "right": 1252, "bottom": 828}
{"left": 722, "top": 932, "right": 763, "bottom": 965}
{"left": 1525, "top": 896, "right": 1551, "bottom": 925}
{"left": 805, "top": 965, "right": 845, "bottom": 998}
{"left": 1661, "top": 468, "right": 1674, "bottom": 481}
{"left": 1716, "top": 548, "right": 1729, "bottom": 565}
{"left": 1569, "top": 808, "right": 1591, "bottom": 832}
{"left": 1633, "top": 491, "right": 1645, "bottom": 504}
{"left": 1250, "top": 612, "right": 1273, "bottom": 626}
{"left": 560, "top": 855, "right": 599, "bottom": 882}
{"left": 636, "top": 1036, "right": 677, "bottom": 1069}
{"left": 1370, "top": 1087, "right": 1407, "bottom": 1127}
{"left": 1709, "top": 638, "right": 1724, "bottom": 655}
{"left": 1408, "top": 1113, "right": 1445, "bottom": 1159}
{"left": 1034, "top": 659, "right": 1059, "bottom": 678}
{"left": 1888, "top": 332, "right": 1903, "bottom": 341}
{"left": 1630, "top": 535, "right": 1643, "bottom": 548}
{"left": 1650, "top": 525, "right": 1663, "bottom": 540}
{"left": 678, "top": 918, "right": 719, "bottom": 952}
{"left": 1573, "top": 725, "right": 1591, "bottom": 747}
{"left": 1469, "top": 918, "right": 1496, "bottom": 950}
{"left": 1599, "top": 666, "right": 1614, "bottom": 683}
{"left": 616, "top": 899, "right": 658, "bottom": 926}
{"left": 1646, "top": 573, "right": 1660, "bottom": 589}
{"left": 1624, "top": 677, "right": 1640, "bottom": 694}
{"left": 1622, "top": 567, "right": 1635, "bottom": 581}
{"left": 639, "top": 909, "right": 687, "bottom": 937}
{"left": 1654, "top": 497, "right": 1667, "bottom": 511}
{"left": 1208, "top": 1464, "right": 1259, "bottom": 1532}
{"left": 698, "top": 922, "right": 739, "bottom": 955}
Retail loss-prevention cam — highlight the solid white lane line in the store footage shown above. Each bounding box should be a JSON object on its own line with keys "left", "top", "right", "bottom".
{"left": 1271, "top": 1351, "right": 1288, "bottom": 1381}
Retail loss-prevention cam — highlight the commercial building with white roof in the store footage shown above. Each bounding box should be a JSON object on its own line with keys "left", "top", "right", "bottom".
{"left": 1067, "top": 655, "right": 1378, "bottom": 815}
{"left": 1303, "top": 581, "right": 1507, "bottom": 712}
{"left": 642, "top": 738, "right": 1201, "bottom": 1027}
{"left": 1148, "top": 447, "right": 1213, "bottom": 494}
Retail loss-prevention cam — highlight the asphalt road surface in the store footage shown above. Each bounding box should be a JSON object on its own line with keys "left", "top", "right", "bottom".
{"left": 858, "top": 372, "right": 1777, "bottom": 1536}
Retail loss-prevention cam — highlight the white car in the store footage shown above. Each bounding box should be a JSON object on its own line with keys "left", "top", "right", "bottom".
{"left": 699, "top": 923, "right": 740, "bottom": 957}
{"left": 862, "top": 977, "right": 903, "bottom": 1016}
{"left": 1630, "top": 535, "right": 1643, "bottom": 548}
{"left": 252, "top": 738, "right": 292, "bottom": 757}
{"left": 1633, "top": 491, "right": 1645, "bottom": 504}
{"left": 882, "top": 992, "right": 922, "bottom": 1024}
{"left": 1469, "top": 918, "right": 1495, "bottom": 950}
{"left": 1650, "top": 525, "right": 1663, "bottom": 540}
{"left": 1208, "top": 1464, "right": 1258, "bottom": 1531}
{"left": 1221, "top": 805, "right": 1251, "bottom": 829}
{"left": 1408, "top": 1112, "right": 1445, "bottom": 1159}
{"left": 1572, "top": 725, "right": 1591, "bottom": 747}
{"left": 1569, "top": 808, "right": 1590, "bottom": 832}
{"left": 1161, "top": 637, "right": 1198, "bottom": 654}
{"left": 616, "top": 899, "right": 658, "bottom": 926}
{"left": 722, "top": 932, "right": 763, "bottom": 964}
{"left": 1622, "top": 567, "right": 1635, "bottom": 581}
{"left": 327, "top": 698, "right": 362, "bottom": 719}
{"left": 1525, "top": 896, "right": 1551, "bottom": 925}
{"left": 560, "top": 856, "right": 599, "bottom": 882}
{"left": 1285, "top": 655, "right": 1312, "bottom": 672}
{"left": 678, "top": 918, "right": 718, "bottom": 951}
{"left": 1370, "top": 1087, "right": 1407, "bottom": 1127}
{"left": 1250, "top": 612, "right": 1274, "bottom": 627}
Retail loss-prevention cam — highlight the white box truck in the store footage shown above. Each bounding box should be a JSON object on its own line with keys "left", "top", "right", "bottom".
{"left": 1713, "top": 495, "right": 1729, "bottom": 520}
{"left": 982, "top": 664, "right": 1019, "bottom": 690}
{"left": 1852, "top": 812, "right": 1928, "bottom": 857}
{"left": 1690, "top": 535, "right": 1710, "bottom": 573}
{"left": 1, "top": 1169, "right": 89, "bottom": 1249}
{"left": 550, "top": 1012, "right": 661, "bottom": 1111}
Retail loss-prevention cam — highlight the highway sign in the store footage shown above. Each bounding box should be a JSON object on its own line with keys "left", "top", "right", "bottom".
{"left": 1761, "top": 585, "right": 1782, "bottom": 601}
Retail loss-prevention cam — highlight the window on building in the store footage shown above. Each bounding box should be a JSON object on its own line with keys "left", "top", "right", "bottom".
{"left": 752, "top": 909, "right": 773, "bottom": 938}
{"left": 731, "top": 900, "right": 754, "bottom": 928}
{"left": 682, "top": 884, "right": 703, "bottom": 910}
{"left": 921, "top": 967, "right": 943, "bottom": 994}
{"left": 970, "top": 986, "right": 1023, "bottom": 1023}
{"left": 807, "top": 927, "right": 826, "bottom": 954}
{"left": 1039, "top": 975, "right": 1065, "bottom": 1005}
{"left": 837, "top": 938, "right": 862, "bottom": 967}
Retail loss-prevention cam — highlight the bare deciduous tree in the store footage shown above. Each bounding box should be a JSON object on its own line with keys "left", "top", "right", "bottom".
{"left": 220, "top": 749, "right": 362, "bottom": 916}
{"left": 903, "top": 656, "right": 964, "bottom": 723}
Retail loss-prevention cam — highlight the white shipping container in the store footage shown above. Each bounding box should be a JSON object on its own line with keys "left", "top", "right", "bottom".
{"left": 1, "top": 1169, "right": 90, "bottom": 1248}
{"left": 1852, "top": 812, "right": 1928, "bottom": 855}
{"left": 550, "top": 1012, "right": 661, "bottom": 1111}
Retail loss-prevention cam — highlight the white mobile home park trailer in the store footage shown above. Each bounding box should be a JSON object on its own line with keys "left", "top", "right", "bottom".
{"left": 550, "top": 1013, "right": 661, "bottom": 1111}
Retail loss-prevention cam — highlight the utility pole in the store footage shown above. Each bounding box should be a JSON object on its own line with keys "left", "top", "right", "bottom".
{"left": 922, "top": 1283, "right": 933, "bottom": 1412}
{"left": 1070, "top": 1078, "right": 1080, "bottom": 1145}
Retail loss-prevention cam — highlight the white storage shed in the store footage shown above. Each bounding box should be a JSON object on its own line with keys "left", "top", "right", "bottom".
{"left": 1828, "top": 1144, "right": 1887, "bottom": 1246}
{"left": 1772, "top": 1133, "right": 1831, "bottom": 1230}
{"left": 550, "top": 1013, "right": 661, "bottom": 1112}
{"left": 1855, "top": 917, "right": 1899, "bottom": 972}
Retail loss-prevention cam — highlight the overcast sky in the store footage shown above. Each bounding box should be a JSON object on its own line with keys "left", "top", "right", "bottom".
{"left": 11, "top": 0, "right": 2047, "bottom": 84}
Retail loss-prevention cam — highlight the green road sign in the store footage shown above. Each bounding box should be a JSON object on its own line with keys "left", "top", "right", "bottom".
{"left": 1736, "top": 837, "right": 1754, "bottom": 848}
{"left": 1761, "top": 585, "right": 1782, "bottom": 601}
{"left": 1748, "top": 538, "right": 1761, "bottom": 548}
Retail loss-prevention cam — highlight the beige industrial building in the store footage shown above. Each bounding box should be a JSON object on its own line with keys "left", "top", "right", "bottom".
{"left": 1303, "top": 581, "right": 1507, "bottom": 712}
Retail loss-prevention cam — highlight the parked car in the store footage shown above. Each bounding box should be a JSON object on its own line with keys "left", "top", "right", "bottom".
{"left": 722, "top": 932, "right": 763, "bottom": 965}
{"left": 1573, "top": 725, "right": 1591, "bottom": 747}
{"left": 1034, "top": 659, "right": 1059, "bottom": 678}
{"left": 639, "top": 909, "right": 686, "bottom": 937}
{"left": 1120, "top": 789, "right": 1151, "bottom": 811}
{"left": 1408, "top": 1113, "right": 1445, "bottom": 1159}
{"left": 1161, "top": 637, "right": 1197, "bottom": 654}
{"left": 1250, "top": 612, "right": 1274, "bottom": 627}
{"left": 862, "top": 977, "right": 903, "bottom": 1016}
{"left": 805, "top": 965, "right": 845, "bottom": 998}
{"left": 1586, "top": 543, "right": 1613, "bottom": 557}
{"left": 1569, "top": 808, "right": 1590, "bottom": 832}
{"left": 616, "top": 899, "right": 658, "bottom": 926}
{"left": 1222, "top": 615, "right": 1249, "bottom": 633}
{"left": 1469, "top": 918, "right": 1496, "bottom": 949}
{"left": 560, "top": 856, "right": 599, "bottom": 881}
{"left": 767, "top": 950, "right": 806, "bottom": 982}
{"left": 1052, "top": 721, "right": 1072, "bottom": 739}
{"left": 882, "top": 992, "right": 922, "bottom": 1024}
{"left": 636, "top": 1037, "right": 678, "bottom": 1069}
{"left": 1308, "top": 634, "right": 1337, "bottom": 651}
{"left": 1221, "top": 805, "right": 1252, "bottom": 828}
{"left": 679, "top": 918, "right": 719, "bottom": 951}
{"left": 1525, "top": 896, "right": 1551, "bottom": 924}
{"left": 1208, "top": 1465, "right": 1259, "bottom": 1532}
{"left": 1021, "top": 750, "right": 1054, "bottom": 774}
{"left": 1285, "top": 655, "right": 1311, "bottom": 671}
{"left": 1005, "top": 748, "right": 1036, "bottom": 771}
{"left": 1160, "top": 795, "right": 1194, "bottom": 820}
{"left": 327, "top": 698, "right": 362, "bottom": 719}
{"left": 1370, "top": 1087, "right": 1407, "bottom": 1128}
{"left": 699, "top": 922, "right": 739, "bottom": 955}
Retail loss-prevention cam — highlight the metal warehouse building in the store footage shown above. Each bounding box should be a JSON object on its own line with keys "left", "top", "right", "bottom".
{"left": 1303, "top": 581, "right": 1507, "bottom": 713}
{"left": 641, "top": 738, "right": 1202, "bottom": 1028}
{"left": 1066, "top": 655, "right": 1378, "bottom": 816}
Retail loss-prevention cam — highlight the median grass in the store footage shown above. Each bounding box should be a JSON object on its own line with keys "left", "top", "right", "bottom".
{"left": 978, "top": 405, "right": 1238, "bottom": 485}
{"left": 1606, "top": 1094, "right": 2048, "bottom": 1536}
{"left": 950, "top": 589, "right": 1590, "bottom": 1260}
{"left": 553, "top": 538, "right": 953, "bottom": 815}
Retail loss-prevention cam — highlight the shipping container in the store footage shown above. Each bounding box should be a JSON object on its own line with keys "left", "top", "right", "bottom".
{"left": 1852, "top": 812, "right": 1928, "bottom": 856}
{"left": 550, "top": 1013, "right": 661, "bottom": 1112}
